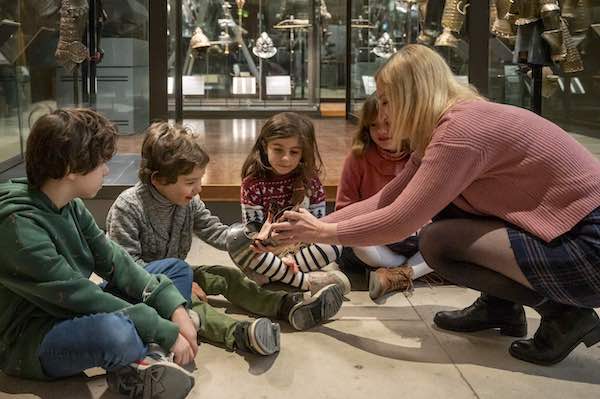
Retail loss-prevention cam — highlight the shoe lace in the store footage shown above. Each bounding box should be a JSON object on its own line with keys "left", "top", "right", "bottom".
{"left": 389, "top": 268, "right": 414, "bottom": 294}
{"left": 416, "top": 272, "right": 446, "bottom": 288}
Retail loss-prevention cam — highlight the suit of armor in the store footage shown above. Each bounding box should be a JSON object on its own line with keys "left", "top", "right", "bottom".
{"left": 435, "top": 0, "right": 469, "bottom": 48}
{"left": 55, "top": 0, "right": 89, "bottom": 72}
{"left": 501, "top": 0, "right": 583, "bottom": 73}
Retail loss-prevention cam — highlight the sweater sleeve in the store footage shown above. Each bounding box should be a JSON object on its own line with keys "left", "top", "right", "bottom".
{"left": 335, "top": 154, "right": 363, "bottom": 211}
{"left": 0, "top": 211, "right": 182, "bottom": 351}
{"left": 241, "top": 179, "right": 265, "bottom": 223}
{"left": 308, "top": 177, "right": 326, "bottom": 218}
{"left": 323, "top": 153, "right": 420, "bottom": 223}
{"left": 105, "top": 197, "right": 147, "bottom": 266}
{"left": 334, "top": 141, "right": 486, "bottom": 246}
{"left": 192, "top": 199, "right": 230, "bottom": 251}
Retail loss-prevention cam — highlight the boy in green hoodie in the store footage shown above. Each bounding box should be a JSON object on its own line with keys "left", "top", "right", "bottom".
{"left": 0, "top": 109, "right": 195, "bottom": 399}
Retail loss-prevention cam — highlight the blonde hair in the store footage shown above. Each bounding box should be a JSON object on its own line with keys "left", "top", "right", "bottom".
{"left": 375, "top": 44, "right": 483, "bottom": 156}
{"left": 139, "top": 122, "right": 209, "bottom": 184}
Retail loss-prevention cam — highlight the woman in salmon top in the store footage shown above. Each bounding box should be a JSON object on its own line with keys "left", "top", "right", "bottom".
{"left": 271, "top": 44, "right": 600, "bottom": 366}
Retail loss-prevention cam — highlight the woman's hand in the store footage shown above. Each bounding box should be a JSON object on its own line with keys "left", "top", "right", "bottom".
{"left": 271, "top": 208, "right": 339, "bottom": 244}
{"left": 170, "top": 333, "right": 196, "bottom": 366}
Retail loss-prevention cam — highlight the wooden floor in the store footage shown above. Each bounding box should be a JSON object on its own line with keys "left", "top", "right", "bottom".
{"left": 116, "top": 118, "right": 355, "bottom": 201}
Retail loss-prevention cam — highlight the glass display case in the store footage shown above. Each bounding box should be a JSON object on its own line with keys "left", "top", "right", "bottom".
{"left": 0, "top": 0, "right": 151, "bottom": 173}
{"left": 168, "top": 0, "right": 322, "bottom": 113}
{"left": 348, "top": 0, "right": 471, "bottom": 117}
{"left": 488, "top": 0, "right": 600, "bottom": 137}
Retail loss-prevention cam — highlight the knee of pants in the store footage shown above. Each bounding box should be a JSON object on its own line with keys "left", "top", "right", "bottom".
{"left": 202, "top": 265, "right": 245, "bottom": 290}
{"left": 89, "top": 314, "right": 147, "bottom": 364}
{"left": 39, "top": 313, "right": 147, "bottom": 375}
{"left": 162, "top": 258, "right": 193, "bottom": 282}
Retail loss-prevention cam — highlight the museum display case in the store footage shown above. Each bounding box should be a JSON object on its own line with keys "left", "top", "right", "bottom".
{"left": 168, "top": 0, "right": 323, "bottom": 113}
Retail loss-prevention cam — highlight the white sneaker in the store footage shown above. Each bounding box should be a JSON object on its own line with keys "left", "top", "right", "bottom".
{"left": 307, "top": 270, "right": 351, "bottom": 295}
{"left": 107, "top": 345, "right": 195, "bottom": 399}
{"left": 320, "top": 261, "right": 341, "bottom": 272}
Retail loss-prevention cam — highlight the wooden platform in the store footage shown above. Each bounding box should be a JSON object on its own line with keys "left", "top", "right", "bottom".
{"left": 116, "top": 118, "right": 355, "bottom": 202}
{"left": 319, "top": 102, "right": 346, "bottom": 118}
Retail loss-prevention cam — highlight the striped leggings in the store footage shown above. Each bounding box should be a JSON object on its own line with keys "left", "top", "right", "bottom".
{"left": 230, "top": 244, "right": 342, "bottom": 290}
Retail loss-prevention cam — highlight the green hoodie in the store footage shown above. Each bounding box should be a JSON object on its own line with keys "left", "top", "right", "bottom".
{"left": 0, "top": 178, "right": 186, "bottom": 380}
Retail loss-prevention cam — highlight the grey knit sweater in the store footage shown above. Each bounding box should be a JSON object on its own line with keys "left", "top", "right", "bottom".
{"left": 106, "top": 182, "right": 231, "bottom": 265}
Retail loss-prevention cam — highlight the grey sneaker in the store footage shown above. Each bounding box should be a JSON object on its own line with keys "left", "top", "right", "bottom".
{"left": 234, "top": 318, "right": 281, "bottom": 356}
{"left": 288, "top": 284, "right": 344, "bottom": 330}
{"left": 107, "top": 346, "right": 195, "bottom": 399}
{"left": 308, "top": 270, "right": 351, "bottom": 295}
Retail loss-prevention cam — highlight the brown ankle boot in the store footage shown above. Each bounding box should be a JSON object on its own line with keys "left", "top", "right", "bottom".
{"left": 369, "top": 266, "right": 414, "bottom": 300}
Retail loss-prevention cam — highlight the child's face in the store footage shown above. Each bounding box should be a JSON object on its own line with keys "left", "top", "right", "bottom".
{"left": 369, "top": 116, "right": 396, "bottom": 152}
{"left": 69, "top": 162, "right": 109, "bottom": 199}
{"left": 152, "top": 166, "right": 206, "bottom": 207}
{"left": 266, "top": 136, "right": 303, "bottom": 175}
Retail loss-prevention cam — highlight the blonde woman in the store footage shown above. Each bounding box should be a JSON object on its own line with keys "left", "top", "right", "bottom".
{"left": 270, "top": 44, "right": 600, "bottom": 366}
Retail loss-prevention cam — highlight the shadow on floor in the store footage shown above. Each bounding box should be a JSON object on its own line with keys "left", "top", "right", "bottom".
{"left": 318, "top": 304, "right": 600, "bottom": 385}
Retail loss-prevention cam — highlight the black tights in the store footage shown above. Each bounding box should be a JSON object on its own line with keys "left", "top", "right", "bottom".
{"left": 420, "top": 206, "right": 547, "bottom": 309}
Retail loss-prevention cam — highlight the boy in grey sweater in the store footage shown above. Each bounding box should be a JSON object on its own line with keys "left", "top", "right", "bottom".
{"left": 106, "top": 122, "right": 344, "bottom": 357}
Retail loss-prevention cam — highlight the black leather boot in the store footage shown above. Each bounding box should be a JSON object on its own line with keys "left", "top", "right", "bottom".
{"left": 509, "top": 304, "right": 600, "bottom": 365}
{"left": 434, "top": 293, "right": 527, "bottom": 337}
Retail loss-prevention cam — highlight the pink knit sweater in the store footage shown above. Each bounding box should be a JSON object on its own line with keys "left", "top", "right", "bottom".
{"left": 335, "top": 146, "right": 409, "bottom": 210}
{"left": 324, "top": 100, "right": 600, "bottom": 245}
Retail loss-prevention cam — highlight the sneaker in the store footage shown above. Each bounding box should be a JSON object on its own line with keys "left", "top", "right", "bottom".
{"left": 107, "top": 346, "right": 195, "bottom": 399}
{"left": 286, "top": 284, "right": 344, "bottom": 330}
{"left": 307, "top": 270, "right": 351, "bottom": 295}
{"left": 320, "top": 261, "right": 341, "bottom": 272}
{"left": 233, "top": 318, "right": 281, "bottom": 356}
{"left": 369, "top": 266, "right": 414, "bottom": 300}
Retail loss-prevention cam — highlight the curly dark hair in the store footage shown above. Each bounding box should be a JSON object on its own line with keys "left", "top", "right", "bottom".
{"left": 139, "top": 122, "right": 209, "bottom": 184}
{"left": 25, "top": 108, "right": 117, "bottom": 189}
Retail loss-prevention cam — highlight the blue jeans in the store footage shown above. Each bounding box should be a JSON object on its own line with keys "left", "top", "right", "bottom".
{"left": 38, "top": 258, "right": 192, "bottom": 378}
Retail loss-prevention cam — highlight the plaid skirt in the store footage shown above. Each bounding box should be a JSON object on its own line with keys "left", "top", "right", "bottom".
{"left": 507, "top": 207, "right": 600, "bottom": 308}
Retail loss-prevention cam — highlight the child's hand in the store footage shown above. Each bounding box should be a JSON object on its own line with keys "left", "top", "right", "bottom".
{"left": 170, "top": 333, "right": 196, "bottom": 366}
{"left": 171, "top": 306, "right": 199, "bottom": 357}
{"left": 254, "top": 212, "right": 274, "bottom": 242}
{"left": 282, "top": 255, "right": 299, "bottom": 273}
{"left": 191, "top": 282, "right": 208, "bottom": 302}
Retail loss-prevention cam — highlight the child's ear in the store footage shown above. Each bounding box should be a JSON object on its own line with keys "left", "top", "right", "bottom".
{"left": 150, "top": 172, "right": 163, "bottom": 186}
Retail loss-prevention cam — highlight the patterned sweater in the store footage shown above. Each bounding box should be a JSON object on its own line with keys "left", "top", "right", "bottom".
{"left": 324, "top": 100, "right": 600, "bottom": 245}
{"left": 241, "top": 173, "right": 326, "bottom": 223}
{"left": 106, "top": 182, "right": 231, "bottom": 265}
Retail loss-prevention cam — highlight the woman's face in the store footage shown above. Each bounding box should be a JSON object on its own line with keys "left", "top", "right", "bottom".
{"left": 266, "top": 136, "right": 303, "bottom": 175}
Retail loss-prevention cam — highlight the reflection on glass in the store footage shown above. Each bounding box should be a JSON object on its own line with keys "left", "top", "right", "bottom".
{"left": 170, "top": 0, "right": 320, "bottom": 111}
{"left": 0, "top": 16, "right": 22, "bottom": 166}
{"left": 96, "top": 0, "right": 150, "bottom": 135}
{"left": 319, "top": 0, "right": 346, "bottom": 99}
{"left": 349, "top": 0, "right": 470, "bottom": 116}
{"left": 0, "top": 0, "right": 150, "bottom": 172}
{"left": 488, "top": 0, "right": 600, "bottom": 140}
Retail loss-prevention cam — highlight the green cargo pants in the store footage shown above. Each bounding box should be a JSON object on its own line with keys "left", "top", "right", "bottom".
{"left": 190, "top": 265, "right": 286, "bottom": 349}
